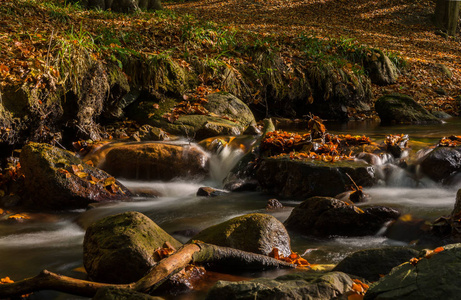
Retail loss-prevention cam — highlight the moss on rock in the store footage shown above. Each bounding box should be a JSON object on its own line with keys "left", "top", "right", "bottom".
{"left": 190, "top": 213, "right": 292, "bottom": 257}
{"left": 19, "top": 142, "right": 131, "bottom": 209}
{"left": 375, "top": 93, "right": 441, "bottom": 124}
{"left": 206, "top": 271, "right": 353, "bottom": 300}
{"left": 84, "top": 211, "right": 182, "bottom": 284}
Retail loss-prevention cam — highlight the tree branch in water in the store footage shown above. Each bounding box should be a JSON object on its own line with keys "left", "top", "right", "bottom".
{"left": 0, "top": 243, "right": 294, "bottom": 298}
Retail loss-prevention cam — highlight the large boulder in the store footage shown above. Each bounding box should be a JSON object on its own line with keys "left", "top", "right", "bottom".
{"left": 95, "top": 142, "right": 209, "bottom": 180}
{"left": 19, "top": 142, "right": 131, "bottom": 210}
{"left": 83, "top": 211, "right": 182, "bottom": 284}
{"left": 256, "top": 158, "right": 376, "bottom": 199}
{"left": 419, "top": 146, "right": 461, "bottom": 182}
{"left": 375, "top": 94, "right": 441, "bottom": 124}
{"left": 190, "top": 213, "right": 291, "bottom": 257}
{"left": 333, "top": 247, "right": 419, "bottom": 281}
{"left": 365, "top": 243, "right": 461, "bottom": 299}
{"left": 284, "top": 197, "right": 400, "bottom": 237}
{"left": 81, "top": 0, "right": 162, "bottom": 13}
{"left": 126, "top": 93, "right": 255, "bottom": 140}
{"left": 206, "top": 271, "right": 353, "bottom": 300}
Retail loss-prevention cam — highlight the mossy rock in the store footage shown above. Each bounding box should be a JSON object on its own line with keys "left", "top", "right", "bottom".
{"left": 0, "top": 85, "right": 30, "bottom": 118}
{"left": 365, "top": 243, "right": 461, "bottom": 299}
{"left": 303, "top": 64, "right": 372, "bottom": 121}
{"left": 333, "top": 247, "right": 419, "bottom": 281}
{"left": 204, "top": 92, "right": 256, "bottom": 129}
{"left": 19, "top": 142, "right": 131, "bottom": 210}
{"left": 190, "top": 213, "right": 292, "bottom": 257}
{"left": 206, "top": 271, "right": 353, "bottom": 300}
{"left": 256, "top": 157, "right": 376, "bottom": 199}
{"left": 375, "top": 93, "right": 441, "bottom": 124}
{"left": 123, "top": 57, "right": 186, "bottom": 94}
{"left": 363, "top": 50, "right": 399, "bottom": 85}
{"left": 84, "top": 211, "right": 182, "bottom": 284}
{"left": 126, "top": 98, "right": 247, "bottom": 140}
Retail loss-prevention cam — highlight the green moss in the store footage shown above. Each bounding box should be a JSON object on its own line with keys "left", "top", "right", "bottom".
{"left": 190, "top": 213, "right": 291, "bottom": 256}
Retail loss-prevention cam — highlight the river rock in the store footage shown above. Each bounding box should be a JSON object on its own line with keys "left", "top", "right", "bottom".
{"left": 92, "top": 287, "right": 164, "bottom": 300}
{"left": 196, "top": 186, "right": 229, "bottom": 197}
{"left": 375, "top": 94, "right": 441, "bottom": 124}
{"left": 284, "top": 197, "right": 400, "bottom": 237}
{"left": 190, "top": 213, "right": 291, "bottom": 257}
{"left": 385, "top": 217, "right": 431, "bottom": 243}
{"left": 99, "top": 142, "right": 209, "bottom": 180}
{"left": 419, "top": 146, "right": 461, "bottom": 182}
{"left": 256, "top": 158, "right": 376, "bottom": 199}
{"left": 364, "top": 243, "right": 461, "bottom": 299}
{"left": 333, "top": 247, "right": 419, "bottom": 281}
{"left": 19, "top": 142, "right": 131, "bottom": 210}
{"left": 266, "top": 198, "right": 283, "bottom": 209}
{"left": 81, "top": 0, "right": 162, "bottom": 13}
{"left": 206, "top": 271, "right": 353, "bottom": 300}
{"left": 83, "top": 211, "right": 182, "bottom": 284}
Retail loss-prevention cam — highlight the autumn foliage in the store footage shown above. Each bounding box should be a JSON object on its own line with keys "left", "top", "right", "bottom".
{"left": 347, "top": 279, "right": 370, "bottom": 300}
{"left": 438, "top": 136, "right": 461, "bottom": 147}
{"left": 269, "top": 248, "right": 310, "bottom": 268}
{"left": 261, "top": 116, "right": 373, "bottom": 162}
{"left": 409, "top": 246, "right": 445, "bottom": 266}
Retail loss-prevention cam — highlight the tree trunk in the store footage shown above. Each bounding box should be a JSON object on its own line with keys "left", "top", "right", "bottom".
{"left": 435, "top": 0, "right": 460, "bottom": 36}
{"left": 0, "top": 243, "right": 294, "bottom": 298}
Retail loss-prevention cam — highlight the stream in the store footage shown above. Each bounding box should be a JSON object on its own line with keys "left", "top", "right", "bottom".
{"left": 1, "top": 118, "right": 460, "bottom": 299}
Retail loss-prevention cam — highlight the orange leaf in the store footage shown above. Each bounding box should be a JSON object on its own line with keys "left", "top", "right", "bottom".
{"left": 434, "top": 247, "right": 444, "bottom": 253}
{"left": 0, "top": 64, "right": 9, "bottom": 73}
{"left": 352, "top": 283, "right": 364, "bottom": 293}
{"left": 8, "top": 213, "right": 30, "bottom": 220}
{"left": 0, "top": 277, "right": 14, "bottom": 284}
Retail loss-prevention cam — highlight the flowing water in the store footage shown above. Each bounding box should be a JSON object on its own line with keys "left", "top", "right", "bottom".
{"left": 1, "top": 118, "right": 461, "bottom": 299}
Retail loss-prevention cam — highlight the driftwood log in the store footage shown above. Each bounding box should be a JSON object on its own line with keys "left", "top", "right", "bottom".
{"left": 0, "top": 243, "right": 294, "bottom": 298}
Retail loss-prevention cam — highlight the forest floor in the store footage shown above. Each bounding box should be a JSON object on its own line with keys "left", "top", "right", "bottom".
{"left": 0, "top": 0, "right": 460, "bottom": 119}
{"left": 169, "top": 0, "right": 461, "bottom": 115}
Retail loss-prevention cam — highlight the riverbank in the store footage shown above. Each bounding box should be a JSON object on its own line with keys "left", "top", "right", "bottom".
{"left": 1, "top": 0, "right": 459, "bottom": 157}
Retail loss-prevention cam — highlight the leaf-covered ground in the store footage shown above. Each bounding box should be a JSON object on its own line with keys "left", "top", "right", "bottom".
{"left": 0, "top": 0, "right": 459, "bottom": 117}
{"left": 169, "top": 0, "right": 461, "bottom": 114}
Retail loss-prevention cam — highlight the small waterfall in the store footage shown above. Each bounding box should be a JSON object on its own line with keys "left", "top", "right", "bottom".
{"left": 209, "top": 144, "right": 246, "bottom": 187}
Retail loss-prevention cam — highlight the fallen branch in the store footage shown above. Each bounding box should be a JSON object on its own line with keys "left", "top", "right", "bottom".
{"left": 193, "top": 243, "right": 295, "bottom": 272}
{"left": 0, "top": 243, "right": 293, "bottom": 298}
